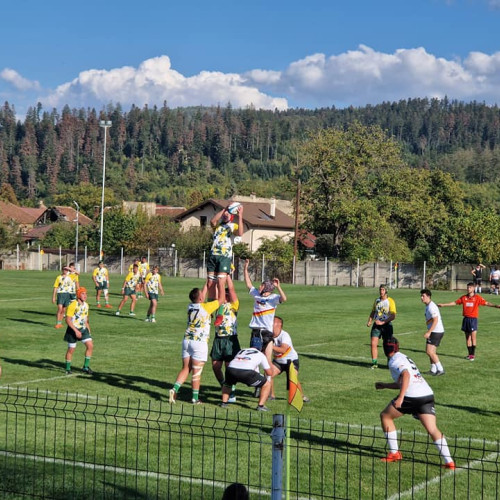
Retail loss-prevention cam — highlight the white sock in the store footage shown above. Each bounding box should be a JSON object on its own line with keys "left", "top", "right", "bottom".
{"left": 434, "top": 437, "right": 453, "bottom": 464}
{"left": 385, "top": 430, "right": 399, "bottom": 453}
{"left": 430, "top": 364, "right": 437, "bottom": 373}
{"left": 436, "top": 362, "right": 443, "bottom": 372}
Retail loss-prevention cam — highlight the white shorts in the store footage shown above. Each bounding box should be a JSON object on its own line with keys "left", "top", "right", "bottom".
{"left": 182, "top": 338, "right": 208, "bottom": 362}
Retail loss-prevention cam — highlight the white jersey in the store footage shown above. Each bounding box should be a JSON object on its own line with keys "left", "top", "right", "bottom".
{"left": 273, "top": 329, "right": 298, "bottom": 364}
{"left": 491, "top": 269, "right": 500, "bottom": 280}
{"left": 228, "top": 348, "right": 270, "bottom": 372}
{"left": 425, "top": 301, "right": 444, "bottom": 333}
{"left": 388, "top": 352, "right": 433, "bottom": 398}
{"left": 248, "top": 287, "right": 281, "bottom": 330}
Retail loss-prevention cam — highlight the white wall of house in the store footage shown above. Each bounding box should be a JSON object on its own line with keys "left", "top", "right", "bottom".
{"left": 179, "top": 206, "right": 215, "bottom": 231}
{"left": 243, "top": 228, "right": 293, "bottom": 251}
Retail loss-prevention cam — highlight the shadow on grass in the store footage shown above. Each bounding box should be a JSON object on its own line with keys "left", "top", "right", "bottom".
{"left": 2, "top": 357, "right": 167, "bottom": 401}
{"left": 20, "top": 309, "right": 54, "bottom": 317}
{"left": 439, "top": 401, "right": 500, "bottom": 417}
{"left": 301, "top": 352, "right": 375, "bottom": 369}
{"left": 7, "top": 317, "right": 50, "bottom": 326}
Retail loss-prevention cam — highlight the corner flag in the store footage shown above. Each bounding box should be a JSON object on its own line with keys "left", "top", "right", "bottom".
{"left": 288, "top": 362, "right": 303, "bottom": 413}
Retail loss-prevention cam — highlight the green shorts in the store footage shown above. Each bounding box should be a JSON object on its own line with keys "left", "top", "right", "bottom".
{"left": 64, "top": 326, "right": 92, "bottom": 344}
{"left": 371, "top": 323, "right": 393, "bottom": 340}
{"left": 56, "top": 293, "right": 72, "bottom": 307}
{"left": 148, "top": 293, "right": 159, "bottom": 301}
{"left": 124, "top": 286, "right": 136, "bottom": 296}
{"left": 95, "top": 281, "right": 108, "bottom": 291}
{"left": 211, "top": 336, "right": 241, "bottom": 362}
{"left": 207, "top": 254, "right": 232, "bottom": 274}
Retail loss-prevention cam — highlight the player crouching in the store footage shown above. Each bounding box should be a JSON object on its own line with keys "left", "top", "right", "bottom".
{"left": 220, "top": 346, "right": 273, "bottom": 411}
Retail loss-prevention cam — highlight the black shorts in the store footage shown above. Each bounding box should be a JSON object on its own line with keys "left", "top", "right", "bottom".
{"left": 391, "top": 394, "right": 435, "bottom": 418}
{"left": 250, "top": 329, "right": 273, "bottom": 351}
{"left": 426, "top": 331, "right": 444, "bottom": 347}
{"left": 461, "top": 317, "right": 478, "bottom": 334}
{"left": 473, "top": 278, "right": 482, "bottom": 285}
{"left": 225, "top": 367, "right": 267, "bottom": 388}
{"left": 273, "top": 359, "right": 299, "bottom": 374}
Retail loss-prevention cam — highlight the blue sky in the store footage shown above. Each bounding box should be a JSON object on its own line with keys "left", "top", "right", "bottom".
{"left": 2, "top": 0, "right": 500, "bottom": 117}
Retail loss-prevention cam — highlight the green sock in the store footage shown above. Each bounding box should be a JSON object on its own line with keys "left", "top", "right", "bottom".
{"left": 217, "top": 305, "right": 224, "bottom": 316}
{"left": 83, "top": 357, "right": 91, "bottom": 369}
{"left": 96, "top": 301, "right": 100, "bottom": 305}
{"left": 151, "top": 315, "right": 155, "bottom": 319}
{"left": 192, "top": 390, "right": 199, "bottom": 401}
{"left": 65, "top": 360, "right": 71, "bottom": 371}
{"left": 372, "top": 359, "right": 378, "bottom": 365}
{"left": 173, "top": 382, "right": 181, "bottom": 393}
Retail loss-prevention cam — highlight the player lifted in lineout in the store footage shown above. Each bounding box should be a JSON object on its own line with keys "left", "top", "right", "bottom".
{"left": 207, "top": 202, "right": 243, "bottom": 327}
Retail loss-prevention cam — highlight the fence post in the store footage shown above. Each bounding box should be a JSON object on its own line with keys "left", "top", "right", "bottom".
{"left": 16, "top": 244, "right": 20, "bottom": 270}
{"left": 120, "top": 247, "right": 124, "bottom": 275}
{"left": 262, "top": 254, "right": 265, "bottom": 282}
{"left": 422, "top": 261, "right": 426, "bottom": 289}
{"left": 271, "top": 414, "right": 285, "bottom": 500}
{"left": 84, "top": 246, "right": 87, "bottom": 273}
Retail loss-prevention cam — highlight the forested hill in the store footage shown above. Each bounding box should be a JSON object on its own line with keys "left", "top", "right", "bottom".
{"left": 1, "top": 98, "right": 500, "bottom": 209}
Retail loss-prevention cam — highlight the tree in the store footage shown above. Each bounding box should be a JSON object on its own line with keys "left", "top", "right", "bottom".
{"left": 299, "top": 122, "right": 406, "bottom": 260}
{"left": 254, "top": 236, "right": 294, "bottom": 281}
{"left": 52, "top": 182, "right": 118, "bottom": 218}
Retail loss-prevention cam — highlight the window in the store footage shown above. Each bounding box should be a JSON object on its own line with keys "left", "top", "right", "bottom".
{"left": 200, "top": 216, "right": 207, "bottom": 227}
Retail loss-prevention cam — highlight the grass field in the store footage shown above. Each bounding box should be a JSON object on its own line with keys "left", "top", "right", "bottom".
{"left": 1, "top": 269, "right": 500, "bottom": 439}
{"left": 1, "top": 270, "right": 500, "bottom": 498}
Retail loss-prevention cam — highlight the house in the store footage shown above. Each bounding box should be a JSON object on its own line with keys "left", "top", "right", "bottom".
{"left": 155, "top": 205, "right": 186, "bottom": 218}
{"left": 23, "top": 206, "right": 93, "bottom": 245}
{"left": 0, "top": 200, "right": 46, "bottom": 234}
{"left": 122, "top": 201, "right": 186, "bottom": 219}
{"left": 35, "top": 206, "right": 93, "bottom": 227}
{"left": 175, "top": 198, "right": 297, "bottom": 251}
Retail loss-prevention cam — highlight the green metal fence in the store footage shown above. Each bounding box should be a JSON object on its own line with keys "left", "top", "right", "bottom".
{"left": 0, "top": 388, "right": 498, "bottom": 499}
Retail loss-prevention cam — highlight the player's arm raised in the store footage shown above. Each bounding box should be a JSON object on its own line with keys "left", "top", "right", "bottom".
{"left": 243, "top": 259, "right": 253, "bottom": 290}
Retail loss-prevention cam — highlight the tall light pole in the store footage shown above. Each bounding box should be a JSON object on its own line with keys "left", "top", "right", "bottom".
{"left": 99, "top": 120, "right": 112, "bottom": 259}
{"left": 73, "top": 200, "right": 79, "bottom": 268}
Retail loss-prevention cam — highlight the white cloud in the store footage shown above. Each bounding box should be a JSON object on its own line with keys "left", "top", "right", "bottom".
{"left": 245, "top": 45, "right": 500, "bottom": 107}
{"left": 42, "top": 55, "right": 288, "bottom": 111}
{"left": 0, "top": 68, "right": 40, "bottom": 91}
{"left": 5, "top": 46, "right": 500, "bottom": 115}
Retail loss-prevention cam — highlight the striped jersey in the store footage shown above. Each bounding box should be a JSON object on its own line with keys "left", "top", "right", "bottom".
{"left": 248, "top": 287, "right": 281, "bottom": 331}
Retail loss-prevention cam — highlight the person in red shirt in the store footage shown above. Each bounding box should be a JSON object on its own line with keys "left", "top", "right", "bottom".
{"left": 438, "top": 282, "right": 500, "bottom": 360}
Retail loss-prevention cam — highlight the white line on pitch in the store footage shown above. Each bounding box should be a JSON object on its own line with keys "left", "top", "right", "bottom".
{"left": 0, "top": 374, "right": 77, "bottom": 387}
{"left": 0, "top": 297, "right": 48, "bottom": 302}
{"left": 388, "top": 452, "right": 499, "bottom": 500}
{"left": 0, "top": 450, "right": 289, "bottom": 499}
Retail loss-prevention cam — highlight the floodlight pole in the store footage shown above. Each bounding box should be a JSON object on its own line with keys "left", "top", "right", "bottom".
{"left": 73, "top": 200, "right": 79, "bottom": 265}
{"left": 99, "top": 120, "right": 112, "bottom": 259}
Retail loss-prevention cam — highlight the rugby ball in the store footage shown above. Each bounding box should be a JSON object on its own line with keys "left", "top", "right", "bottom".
{"left": 227, "top": 202, "right": 241, "bottom": 215}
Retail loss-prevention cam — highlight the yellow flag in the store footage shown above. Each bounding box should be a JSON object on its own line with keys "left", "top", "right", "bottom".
{"left": 288, "top": 362, "right": 303, "bottom": 413}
